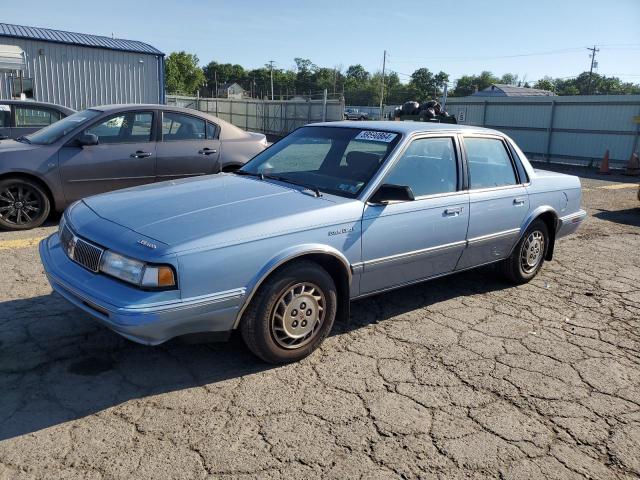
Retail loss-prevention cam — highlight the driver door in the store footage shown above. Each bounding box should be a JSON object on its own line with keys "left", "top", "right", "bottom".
{"left": 360, "top": 136, "right": 469, "bottom": 294}
{"left": 58, "top": 110, "right": 157, "bottom": 202}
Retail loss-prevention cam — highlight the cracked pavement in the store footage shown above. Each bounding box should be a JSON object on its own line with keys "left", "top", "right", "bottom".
{"left": 1, "top": 164, "right": 639, "bottom": 479}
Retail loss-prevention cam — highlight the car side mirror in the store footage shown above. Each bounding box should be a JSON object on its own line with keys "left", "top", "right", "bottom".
{"left": 77, "top": 133, "right": 98, "bottom": 147}
{"left": 369, "top": 184, "right": 415, "bottom": 204}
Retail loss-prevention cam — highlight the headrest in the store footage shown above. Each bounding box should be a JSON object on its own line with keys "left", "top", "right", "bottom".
{"left": 346, "top": 151, "right": 380, "bottom": 172}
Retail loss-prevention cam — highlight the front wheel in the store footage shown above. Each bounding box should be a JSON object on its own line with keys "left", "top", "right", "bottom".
{"left": 0, "top": 178, "right": 51, "bottom": 231}
{"left": 500, "top": 219, "right": 548, "bottom": 284}
{"left": 240, "top": 261, "right": 337, "bottom": 363}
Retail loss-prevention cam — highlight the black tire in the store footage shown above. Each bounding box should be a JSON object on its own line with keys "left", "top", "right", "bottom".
{"left": 0, "top": 177, "right": 51, "bottom": 231}
{"left": 240, "top": 260, "right": 337, "bottom": 364}
{"left": 500, "top": 219, "right": 548, "bottom": 284}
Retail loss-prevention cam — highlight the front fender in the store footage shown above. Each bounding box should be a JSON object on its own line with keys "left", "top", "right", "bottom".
{"left": 232, "top": 243, "right": 352, "bottom": 328}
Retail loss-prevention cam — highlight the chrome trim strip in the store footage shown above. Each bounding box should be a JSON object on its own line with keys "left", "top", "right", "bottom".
{"left": 363, "top": 240, "right": 466, "bottom": 268}
{"left": 467, "top": 228, "right": 520, "bottom": 245}
{"left": 68, "top": 176, "right": 156, "bottom": 183}
{"left": 559, "top": 210, "right": 587, "bottom": 223}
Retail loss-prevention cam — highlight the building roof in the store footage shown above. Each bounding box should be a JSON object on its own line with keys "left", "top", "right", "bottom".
{"left": 0, "top": 23, "right": 164, "bottom": 56}
{"left": 471, "top": 84, "right": 556, "bottom": 97}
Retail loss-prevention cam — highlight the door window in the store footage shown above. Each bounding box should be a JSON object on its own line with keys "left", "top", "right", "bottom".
{"left": 465, "top": 137, "right": 517, "bottom": 189}
{"left": 85, "top": 111, "right": 153, "bottom": 144}
{"left": 15, "top": 106, "right": 61, "bottom": 127}
{"left": 0, "top": 105, "right": 9, "bottom": 128}
{"left": 384, "top": 137, "right": 458, "bottom": 197}
{"left": 162, "top": 112, "right": 206, "bottom": 141}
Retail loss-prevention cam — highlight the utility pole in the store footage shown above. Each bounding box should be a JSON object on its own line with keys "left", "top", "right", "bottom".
{"left": 269, "top": 60, "right": 275, "bottom": 101}
{"left": 587, "top": 45, "right": 599, "bottom": 95}
{"left": 379, "top": 50, "right": 386, "bottom": 120}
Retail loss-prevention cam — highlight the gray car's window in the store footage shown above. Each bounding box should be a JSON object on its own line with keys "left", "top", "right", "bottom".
{"left": 384, "top": 137, "right": 457, "bottom": 197}
{"left": 86, "top": 112, "right": 153, "bottom": 144}
{"left": 25, "top": 109, "right": 101, "bottom": 145}
{"left": 162, "top": 112, "right": 205, "bottom": 141}
{"left": 0, "top": 106, "right": 9, "bottom": 128}
{"left": 240, "top": 126, "right": 401, "bottom": 198}
{"left": 465, "top": 137, "right": 517, "bottom": 189}
{"left": 15, "top": 106, "right": 61, "bottom": 127}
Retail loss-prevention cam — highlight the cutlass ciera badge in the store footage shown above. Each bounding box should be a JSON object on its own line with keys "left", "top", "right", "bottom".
{"left": 328, "top": 226, "right": 354, "bottom": 236}
{"left": 137, "top": 239, "right": 157, "bottom": 249}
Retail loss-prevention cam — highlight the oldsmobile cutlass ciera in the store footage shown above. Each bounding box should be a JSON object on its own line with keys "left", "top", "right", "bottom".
{"left": 40, "top": 122, "right": 586, "bottom": 363}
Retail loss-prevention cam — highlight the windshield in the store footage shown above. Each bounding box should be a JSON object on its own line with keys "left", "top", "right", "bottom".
{"left": 239, "top": 126, "right": 401, "bottom": 198}
{"left": 26, "top": 109, "right": 101, "bottom": 145}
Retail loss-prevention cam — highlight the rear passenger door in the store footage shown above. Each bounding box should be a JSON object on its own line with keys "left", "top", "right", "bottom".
{"left": 155, "top": 111, "right": 220, "bottom": 181}
{"left": 360, "top": 136, "right": 469, "bottom": 294}
{"left": 456, "top": 135, "right": 529, "bottom": 270}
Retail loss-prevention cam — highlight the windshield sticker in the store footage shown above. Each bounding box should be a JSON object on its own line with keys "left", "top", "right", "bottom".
{"left": 0, "top": 105, "right": 10, "bottom": 112}
{"left": 355, "top": 131, "right": 397, "bottom": 143}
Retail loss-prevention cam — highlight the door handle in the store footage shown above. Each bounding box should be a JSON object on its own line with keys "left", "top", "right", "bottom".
{"left": 130, "top": 151, "right": 152, "bottom": 158}
{"left": 444, "top": 207, "right": 463, "bottom": 216}
{"left": 513, "top": 197, "right": 526, "bottom": 206}
{"left": 198, "top": 148, "right": 218, "bottom": 155}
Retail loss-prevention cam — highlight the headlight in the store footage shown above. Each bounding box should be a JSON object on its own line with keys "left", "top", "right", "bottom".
{"left": 100, "top": 251, "right": 175, "bottom": 288}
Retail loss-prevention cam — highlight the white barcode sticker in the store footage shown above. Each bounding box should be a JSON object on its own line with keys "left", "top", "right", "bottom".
{"left": 355, "top": 130, "right": 397, "bottom": 143}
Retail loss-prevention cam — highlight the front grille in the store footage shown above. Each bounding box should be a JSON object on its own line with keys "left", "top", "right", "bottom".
{"left": 60, "top": 224, "right": 104, "bottom": 273}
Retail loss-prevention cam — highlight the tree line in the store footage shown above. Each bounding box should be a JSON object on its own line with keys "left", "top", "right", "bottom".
{"left": 164, "top": 51, "right": 640, "bottom": 104}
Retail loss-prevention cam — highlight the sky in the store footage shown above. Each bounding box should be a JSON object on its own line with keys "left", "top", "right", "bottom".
{"left": 2, "top": 0, "right": 639, "bottom": 84}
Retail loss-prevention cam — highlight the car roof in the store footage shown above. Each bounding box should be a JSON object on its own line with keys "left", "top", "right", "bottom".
{"left": 0, "top": 99, "right": 75, "bottom": 114}
{"left": 308, "top": 120, "right": 501, "bottom": 136}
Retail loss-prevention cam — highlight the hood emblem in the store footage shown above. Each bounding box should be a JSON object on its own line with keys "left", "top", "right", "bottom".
{"left": 137, "top": 239, "right": 157, "bottom": 249}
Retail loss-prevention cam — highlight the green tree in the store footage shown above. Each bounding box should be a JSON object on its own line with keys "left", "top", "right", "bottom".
{"left": 500, "top": 73, "right": 518, "bottom": 85}
{"left": 533, "top": 77, "right": 555, "bottom": 92}
{"left": 164, "top": 51, "right": 206, "bottom": 95}
{"left": 203, "top": 62, "right": 246, "bottom": 93}
{"left": 451, "top": 71, "right": 499, "bottom": 96}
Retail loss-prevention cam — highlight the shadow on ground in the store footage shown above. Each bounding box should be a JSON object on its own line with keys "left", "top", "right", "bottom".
{"left": 593, "top": 208, "right": 640, "bottom": 227}
{"left": 0, "top": 266, "right": 508, "bottom": 441}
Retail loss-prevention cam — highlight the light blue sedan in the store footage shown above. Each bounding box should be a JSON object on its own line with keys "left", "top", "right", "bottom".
{"left": 39, "top": 122, "right": 586, "bottom": 363}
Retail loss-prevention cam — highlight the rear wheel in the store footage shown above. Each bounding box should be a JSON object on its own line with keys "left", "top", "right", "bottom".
{"left": 240, "top": 260, "right": 337, "bottom": 363}
{"left": 0, "top": 178, "right": 50, "bottom": 231}
{"left": 501, "top": 219, "right": 548, "bottom": 284}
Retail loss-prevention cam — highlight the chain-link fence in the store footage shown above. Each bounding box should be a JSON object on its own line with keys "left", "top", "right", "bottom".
{"left": 166, "top": 94, "right": 345, "bottom": 137}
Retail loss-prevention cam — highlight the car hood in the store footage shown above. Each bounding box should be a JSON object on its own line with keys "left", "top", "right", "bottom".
{"left": 82, "top": 174, "right": 360, "bottom": 251}
{"left": 0, "top": 139, "right": 41, "bottom": 153}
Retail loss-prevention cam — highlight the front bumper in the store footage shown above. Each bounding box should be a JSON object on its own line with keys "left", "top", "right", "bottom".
{"left": 39, "top": 233, "right": 245, "bottom": 345}
{"left": 556, "top": 209, "right": 587, "bottom": 239}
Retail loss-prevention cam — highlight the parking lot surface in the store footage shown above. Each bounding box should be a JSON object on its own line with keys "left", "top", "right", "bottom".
{"left": 1, "top": 164, "right": 639, "bottom": 479}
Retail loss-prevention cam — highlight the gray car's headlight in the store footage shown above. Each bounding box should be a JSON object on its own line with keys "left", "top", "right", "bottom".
{"left": 100, "top": 251, "right": 176, "bottom": 288}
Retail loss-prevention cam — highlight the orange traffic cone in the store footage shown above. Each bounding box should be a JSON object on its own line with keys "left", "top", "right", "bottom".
{"left": 623, "top": 152, "right": 639, "bottom": 176}
{"left": 598, "top": 150, "right": 611, "bottom": 175}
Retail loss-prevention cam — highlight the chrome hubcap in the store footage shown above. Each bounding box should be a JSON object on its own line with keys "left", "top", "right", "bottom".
{"left": 271, "top": 282, "right": 325, "bottom": 349}
{"left": 0, "top": 184, "right": 42, "bottom": 225}
{"left": 521, "top": 230, "right": 544, "bottom": 273}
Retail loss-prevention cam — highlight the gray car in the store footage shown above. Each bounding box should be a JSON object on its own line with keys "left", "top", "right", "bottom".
{"left": 0, "top": 100, "right": 75, "bottom": 140}
{"left": 0, "top": 104, "right": 268, "bottom": 230}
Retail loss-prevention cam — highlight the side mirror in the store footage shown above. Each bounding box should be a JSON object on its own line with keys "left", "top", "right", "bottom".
{"left": 77, "top": 133, "right": 98, "bottom": 147}
{"left": 369, "top": 184, "right": 415, "bottom": 204}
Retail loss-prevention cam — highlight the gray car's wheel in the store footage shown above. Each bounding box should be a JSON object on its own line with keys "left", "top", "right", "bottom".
{"left": 500, "top": 219, "right": 548, "bottom": 284}
{"left": 0, "top": 178, "right": 50, "bottom": 231}
{"left": 240, "top": 260, "right": 337, "bottom": 363}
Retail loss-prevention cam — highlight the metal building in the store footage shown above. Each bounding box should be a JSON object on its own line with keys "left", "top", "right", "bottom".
{"left": 0, "top": 23, "right": 165, "bottom": 110}
{"left": 472, "top": 84, "right": 556, "bottom": 97}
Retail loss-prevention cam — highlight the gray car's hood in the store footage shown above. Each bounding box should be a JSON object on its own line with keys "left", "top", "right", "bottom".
{"left": 82, "top": 174, "right": 359, "bottom": 251}
{"left": 0, "top": 139, "right": 41, "bottom": 153}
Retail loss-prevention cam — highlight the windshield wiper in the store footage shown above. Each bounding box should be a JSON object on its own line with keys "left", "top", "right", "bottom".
{"left": 16, "top": 136, "right": 31, "bottom": 144}
{"left": 233, "top": 170, "right": 264, "bottom": 180}
{"left": 263, "top": 174, "right": 322, "bottom": 197}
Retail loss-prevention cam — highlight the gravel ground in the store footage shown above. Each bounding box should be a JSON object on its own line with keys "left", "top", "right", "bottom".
{"left": 1, "top": 164, "right": 639, "bottom": 479}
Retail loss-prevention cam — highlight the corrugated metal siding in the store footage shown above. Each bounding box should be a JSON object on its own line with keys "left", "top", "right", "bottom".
{"left": 0, "top": 37, "right": 162, "bottom": 109}
{"left": 446, "top": 95, "right": 640, "bottom": 166}
{"left": 0, "top": 23, "right": 163, "bottom": 55}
